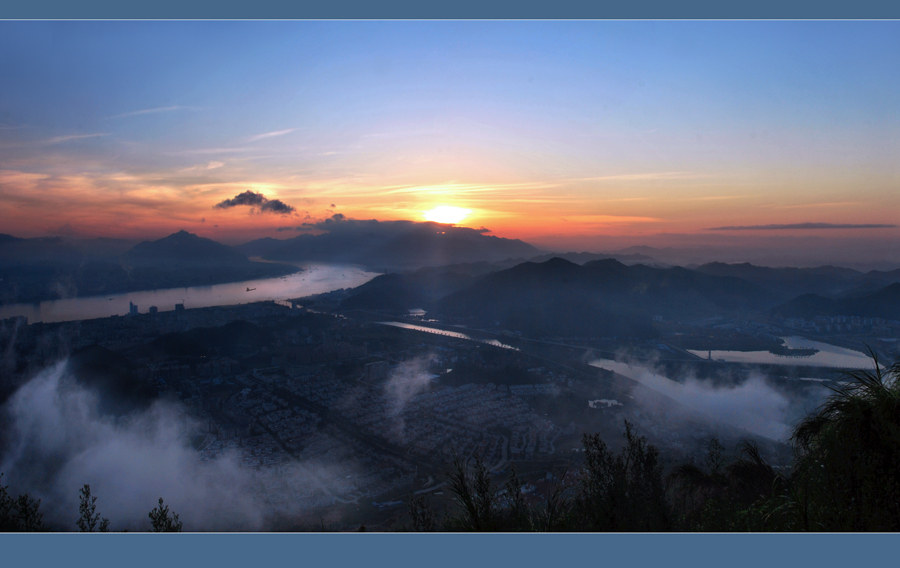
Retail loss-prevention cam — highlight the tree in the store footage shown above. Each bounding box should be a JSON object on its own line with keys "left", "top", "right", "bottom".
{"left": 530, "top": 468, "right": 572, "bottom": 532}
{"left": 445, "top": 455, "right": 499, "bottom": 531}
{"left": 668, "top": 439, "right": 782, "bottom": 531}
{"left": 76, "top": 484, "right": 110, "bottom": 532}
{"left": 503, "top": 464, "right": 532, "bottom": 531}
{"left": 0, "top": 474, "right": 45, "bottom": 532}
{"left": 148, "top": 498, "right": 183, "bottom": 532}
{"left": 405, "top": 493, "right": 438, "bottom": 532}
{"left": 788, "top": 352, "right": 900, "bottom": 531}
{"left": 574, "top": 421, "right": 670, "bottom": 531}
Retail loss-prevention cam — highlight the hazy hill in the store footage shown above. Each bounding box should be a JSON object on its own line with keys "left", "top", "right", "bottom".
{"left": 0, "top": 235, "right": 85, "bottom": 267}
{"left": 237, "top": 218, "right": 540, "bottom": 269}
{"left": 696, "top": 262, "right": 900, "bottom": 302}
{"left": 773, "top": 283, "right": 900, "bottom": 320}
{"left": 0, "top": 231, "right": 296, "bottom": 305}
{"left": 124, "top": 230, "right": 249, "bottom": 267}
{"left": 696, "top": 262, "right": 866, "bottom": 300}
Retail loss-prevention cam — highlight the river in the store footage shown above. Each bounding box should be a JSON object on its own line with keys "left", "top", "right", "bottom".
{"left": 375, "top": 321, "right": 519, "bottom": 350}
{"left": 686, "top": 336, "right": 873, "bottom": 368}
{"left": 0, "top": 264, "right": 380, "bottom": 324}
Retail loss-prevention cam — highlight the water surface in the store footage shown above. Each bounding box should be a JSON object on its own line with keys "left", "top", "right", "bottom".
{"left": 0, "top": 264, "right": 378, "bottom": 324}
{"left": 687, "top": 336, "right": 872, "bottom": 369}
{"left": 375, "top": 321, "right": 518, "bottom": 350}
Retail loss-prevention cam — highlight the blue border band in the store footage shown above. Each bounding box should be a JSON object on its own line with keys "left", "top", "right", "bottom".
{"left": 2, "top": 0, "right": 899, "bottom": 20}
{"left": 4, "top": 533, "right": 899, "bottom": 568}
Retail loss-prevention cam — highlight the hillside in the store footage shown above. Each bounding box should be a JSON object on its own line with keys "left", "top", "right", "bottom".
{"left": 773, "top": 283, "right": 900, "bottom": 320}
{"left": 695, "top": 262, "right": 900, "bottom": 301}
{"left": 124, "top": 230, "right": 249, "bottom": 266}
{"left": 409, "top": 257, "right": 771, "bottom": 338}
{"left": 0, "top": 231, "right": 297, "bottom": 305}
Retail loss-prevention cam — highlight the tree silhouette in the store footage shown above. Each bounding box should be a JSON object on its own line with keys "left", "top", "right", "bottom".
{"left": 405, "top": 493, "right": 437, "bottom": 532}
{"left": 446, "top": 455, "right": 498, "bottom": 531}
{"left": 788, "top": 351, "right": 900, "bottom": 530}
{"left": 574, "top": 421, "right": 670, "bottom": 531}
{"left": 0, "top": 474, "right": 45, "bottom": 532}
{"left": 148, "top": 498, "right": 183, "bottom": 532}
{"left": 76, "top": 484, "right": 110, "bottom": 532}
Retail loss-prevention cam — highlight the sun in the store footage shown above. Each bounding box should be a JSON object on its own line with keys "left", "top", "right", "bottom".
{"left": 423, "top": 206, "right": 471, "bottom": 224}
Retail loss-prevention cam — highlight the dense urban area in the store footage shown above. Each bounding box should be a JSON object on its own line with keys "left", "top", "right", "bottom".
{"left": 3, "top": 272, "right": 897, "bottom": 530}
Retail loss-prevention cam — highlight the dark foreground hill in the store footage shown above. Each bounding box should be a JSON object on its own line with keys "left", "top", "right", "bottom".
{"left": 340, "top": 271, "right": 476, "bottom": 312}
{"left": 237, "top": 218, "right": 540, "bottom": 270}
{"left": 340, "top": 257, "right": 778, "bottom": 339}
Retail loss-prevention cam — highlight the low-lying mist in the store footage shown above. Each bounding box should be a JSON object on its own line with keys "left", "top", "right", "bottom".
{"left": 383, "top": 355, "right": 437, "bottom": 442}
{"left": 0, "top": 361, "right": 350, "bottom": 531}
{"left": 589, "top": 358, "right": 826, "bottom": 441}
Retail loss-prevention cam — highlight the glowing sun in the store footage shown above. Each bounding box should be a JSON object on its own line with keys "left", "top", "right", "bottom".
{"left": 423, "top": 206, "right": 471, "bottom": 224}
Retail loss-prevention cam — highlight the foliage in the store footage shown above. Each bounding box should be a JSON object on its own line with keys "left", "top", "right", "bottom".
{"left": 148, "top": 498, "right": 183, "bottom": 532}
{"left": 668, "top": 439, "right": 782, "bottom": 531}
{"left": 405, "top": 492, "right": 438, "bottom": 532}
{"left": 786, "top": 352, "right": 900, "bottom": 531}
{"left": 445, "top": 455, "right": 500, "bottom": 531}
{"left": 0, "top": 474, "right": 45, "bottom": 532}
{"left": 573, "top": 421, "right": 670, "bottom": 531}
{"left": 76, "top": 484, "right": 110, "bottom": 532}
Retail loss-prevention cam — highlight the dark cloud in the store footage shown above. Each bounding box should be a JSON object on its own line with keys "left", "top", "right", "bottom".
{"left": 476, "top": 226, "right": 492, "bottom": 233}
{"left": 708, "top": 223, "right": 896, "bottom": 231}
{"left": 215, "top": 191, "right": 295, "bottom": 215}
{"left": 215, "top": 191, "right": 265, "bottom": 208}
{"left": 301, "top": 213, "right": 346, "bottom": 228}
{"left": 330, "top": 204, "right": 336, "bottom": 208}
{"left": 259, "top": 199, "right": 295, "bottom": 215}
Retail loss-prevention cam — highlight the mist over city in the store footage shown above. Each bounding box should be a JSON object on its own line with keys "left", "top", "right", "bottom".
{"left": 1, "top": 20, "right": 899, "bottom": 533}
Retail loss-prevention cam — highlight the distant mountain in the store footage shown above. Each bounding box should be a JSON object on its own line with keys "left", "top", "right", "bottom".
{"left": 0, "top": 231, "right": 296, "bottom": 305}
{"left": 695, "top": 262, "right": 862, "bottom": 301}
{"left": 696, "top": 262, "right": 900, "bottom": 302}
{"left": 237, "top": 218, "right": 540, "bottom": 269}
{"left": 527, "top": 251, "right": 663, "bottom": 266}
{"left": 124, "top": 230, "right": 249, "bottom": 266}
{"left": 773, "top": 283, "right": 900, "bottom": 321}
{"left": 0, "top": 235, "right": 85, "bottom": 267}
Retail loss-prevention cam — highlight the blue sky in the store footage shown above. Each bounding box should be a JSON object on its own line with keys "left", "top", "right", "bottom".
{"left": 0, "top": 21, "right": 897, "bottom": 254}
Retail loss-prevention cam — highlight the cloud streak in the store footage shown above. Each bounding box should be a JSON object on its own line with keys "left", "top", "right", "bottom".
{"left": 708, "top": 223, "right": 897, "bottom": 231}
{"left": 248, "top": 129, "right": 296, "bottom": 142}
{"left": 108, "top": 106, "right": 195, "bottom": 119}
{"left": 43, "top": 133, "right": 108, "bottom": 145}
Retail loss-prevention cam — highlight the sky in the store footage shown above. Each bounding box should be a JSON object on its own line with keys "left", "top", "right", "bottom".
{"left": 0, "top": 21, "right": 898, "bottom": 258}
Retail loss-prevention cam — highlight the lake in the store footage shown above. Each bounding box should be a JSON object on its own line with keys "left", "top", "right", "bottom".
{"left": 687, "top": 336, "right": 873, "bottom": 369}
{"left": 0, "top": 264, "right": 379, "bottom": 324}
